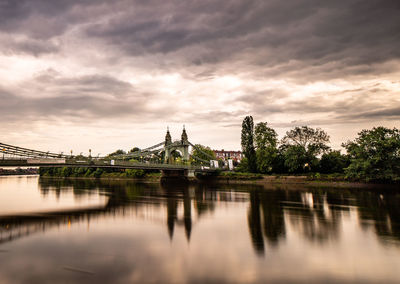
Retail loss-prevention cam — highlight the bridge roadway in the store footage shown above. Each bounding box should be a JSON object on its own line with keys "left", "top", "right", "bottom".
{"left": 0, "top": 158, "right": 215, "bottom": 172}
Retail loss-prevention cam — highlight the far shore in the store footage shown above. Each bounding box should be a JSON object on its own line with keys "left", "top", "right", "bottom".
{"left": 36, "top": 174, "right": 400, "bottom": 190}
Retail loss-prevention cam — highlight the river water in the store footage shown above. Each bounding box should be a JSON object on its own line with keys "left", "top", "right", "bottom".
{"left": 0, "top": 176, "right": 399, "bottom": 284}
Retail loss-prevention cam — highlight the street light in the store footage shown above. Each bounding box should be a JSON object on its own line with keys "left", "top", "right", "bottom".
{"left": 2, "top": 148, "right": 5, "bottom": 160}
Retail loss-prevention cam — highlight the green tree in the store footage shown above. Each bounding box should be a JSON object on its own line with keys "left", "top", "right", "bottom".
{"left": 241, "top": 116, "right": 257, "bottom": 173}
{"left": 281, "top": 145, "right": 308, "bottom": 173}
{"left": 343, "top": 127, "right": 400, "bottom": 181}
{"left": 93, "top": 168, "right": 104, "bottom": 178}
{"left": 319, "top": 150, "right": 350, "bottom": 174}
{"left": 235, "top": 157, "right": 248, "bottom": 172}
{"left": 106, "top": 149, "right": 126, "bottom": 158}
{"left": 254, "top": 122, "right": 278, "bottom": 174}
{"left": 129, "top": 147, "right": 140, "bottom": 153}
{"left": 61, "top": 167, "right": 72, "bottom": 177}
{"left": 190, "top": 144, "right": 216, "bottom": 165}
{"left": 281, "top": 126, "right": 330, "bottom": 172}
{"left": 125, "top": 169, "right": 145, "bottom": 178}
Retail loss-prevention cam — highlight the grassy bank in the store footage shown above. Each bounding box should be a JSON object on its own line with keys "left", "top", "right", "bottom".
{"left": 38, "top": 167, "right": 399, "bottom": 190}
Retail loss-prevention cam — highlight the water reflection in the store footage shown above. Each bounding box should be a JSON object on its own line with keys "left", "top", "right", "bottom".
{"left": 1, "top": 177, "right": 400, "bottom": 283}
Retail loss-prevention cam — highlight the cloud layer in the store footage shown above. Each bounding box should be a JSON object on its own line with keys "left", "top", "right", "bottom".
{"left": 0, "top": 0, "right": 399, "bottom": 153}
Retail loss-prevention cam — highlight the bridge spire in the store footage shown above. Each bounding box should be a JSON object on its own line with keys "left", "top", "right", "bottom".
{"left": 165, "top": 127, "right": 172, "bottom": 146}
{"left": 181, "top": 125, "right": 188, "bottom": 144}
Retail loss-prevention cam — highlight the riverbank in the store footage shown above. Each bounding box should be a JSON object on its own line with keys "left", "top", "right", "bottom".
{"left": 209, "top": 175, "right": 400, "bottom": 190}
{"left": 38, "top": 173, "right": 400, "bottom": 190}
{"left": 0, "top": 169, "right": 38, "bottom": 176}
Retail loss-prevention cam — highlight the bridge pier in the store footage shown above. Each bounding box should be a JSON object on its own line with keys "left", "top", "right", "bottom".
{"left": 160, "top": 169, "right": 189, "bottom": 184}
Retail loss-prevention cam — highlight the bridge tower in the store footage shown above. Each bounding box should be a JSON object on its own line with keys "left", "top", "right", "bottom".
{"left": 163, "top": 126, "right": 190, "bottom": 164}
{"left": 164, "top": 127, "right": 172, "bottom": 163}
{"left": 181, "top": 125, "right": 189, "bottom": 162}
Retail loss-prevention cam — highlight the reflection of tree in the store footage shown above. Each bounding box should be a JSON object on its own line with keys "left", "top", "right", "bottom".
{"left": 248, "top": 191, "right": 264, "bottom": 255}
{"left": 193, "top": 186, "right": 215, "bottom": 217}
{"left": 184, "top": 194, "right": 192, "bottom": 241}
{"left": 260, "top": 191, "right": 286, "bottom": 246}
{"left": 355, "top": 191, "right": 400, "bottom": 243}
{"left": 283, "top": 191, "right": 344, "bottom": 243}
{"left": 247, "top": 189, "right": 286, "bottom": 255}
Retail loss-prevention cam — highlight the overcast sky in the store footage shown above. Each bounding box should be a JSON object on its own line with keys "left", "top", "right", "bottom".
{"left": 1, "top": 0, "right": 399, "bottom": 155}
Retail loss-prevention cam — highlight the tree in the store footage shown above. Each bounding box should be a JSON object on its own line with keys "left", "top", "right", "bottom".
{"left": 319, "top": 150, "right": 350, "bottom": 174}
{"left": 241, "top": 116, "right": 257, "bottom": 173}
{"left": 281, "top": 145, "right": 308, "bottom": 173}
{"left": 235, "top": 157, "right": 249, "bottom": 172}
{"left": 343, "top": 127, "right": 400, "bottom": 181}
{"left": 190, "top": 144, "right": 216, "bottom": 165}
{"left": 106, "top": 149, "right": 126, "bottom": 158}
{"left": 255, "top": 122, "right": 278, "bottom": 149}
{"left": 129, "top": 147, "right": 140, "bottom": 153}
{"left": 281, "top": 126, "right": 330, "bottom": 172}
{"left": 254, "top": 122, "right": 278, "bottom": 174}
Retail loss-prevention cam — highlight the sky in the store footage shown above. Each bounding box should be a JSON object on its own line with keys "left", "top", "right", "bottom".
{"left": 0, "top": 0, "right": 399, "bottom": 156}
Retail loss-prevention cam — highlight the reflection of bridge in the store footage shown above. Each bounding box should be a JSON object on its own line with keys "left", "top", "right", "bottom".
{"left": 0, "top": 127, "right": 217, "bottom": 176}
{"left": 0, "top": 181, "right": 249, "bottom": 245}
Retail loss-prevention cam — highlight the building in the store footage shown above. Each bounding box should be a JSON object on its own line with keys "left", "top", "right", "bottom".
{"left": 213, "top": 149, "right": 243, "bottom": 162}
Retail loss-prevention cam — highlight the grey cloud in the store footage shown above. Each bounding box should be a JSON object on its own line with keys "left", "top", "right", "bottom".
{"left": 0, "top": 91, "right": 135, "bottom": 120}
{"left": 337, "top": 107, "right": 400, "bottom": 121}
{"left": 33, "top": 71, "right": 134, "bottom": 98}
{"left": 80, "top": 0, "right": 400, "bottom": 80}
{"left": 0, "top": 37, "right": 60, "bottom": 56}
{"left": 0, "top": 0, "right": 102, "bottom": 38}
{"left": 0, "top": 72, "right": 157, "bottom": 121}
{"left": 1, "top": 0, "right": 399, "bottom": 79}
{"left": 235, "top": 84, "right": 400, "bottom": 124}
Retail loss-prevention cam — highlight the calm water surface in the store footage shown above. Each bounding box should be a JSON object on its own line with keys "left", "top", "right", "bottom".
{"left": 0, "top": 176, "right": 400, "bottom": 283}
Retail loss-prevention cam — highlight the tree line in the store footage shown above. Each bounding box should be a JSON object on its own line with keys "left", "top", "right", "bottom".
{"left": 239, "top": 116, "right": 400, "bottom": 182}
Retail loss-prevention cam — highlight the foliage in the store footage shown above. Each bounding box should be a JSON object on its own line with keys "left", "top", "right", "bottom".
{"left": 254, "top": 122, "right": 278, "bottom": 174}
{"left": 241, "top": 116, "right": 257, "bottom": 173}
{"left": 235, "top": 157, "right": 249, "bottom": 173}
{"left": 281, "top": 145, "right": 310, "bottom": 173}
{"left": 343, "top": 127, "right": 400, "bottom": 181}
{"left": 129, "top": 147, "right": 140, "bottom": 153}
{"left": 281, "top": 126, "right": 330, "bottom": 172}
{"left": 218, "top": 171, "right": 264, "bottom": 180}
{"left": 190, "top": 144, "right": 216, "bottom": 165}
{"left": 254, "top": 122, "right": 278, "bottom": 149}
{"left": 272, "top": 151, "right": 287, "bottom": 174}
{"left": 319, "top": 150, "right": 350, "bottom": 174}
{"left": 39, "top": 167, "right": 147, "bottom": 179}
{"left": 93, "top": 168, "right": 104, "bottom": 178}
{"left": 125, "top": 169, "right": 146, "bottom": 178}
{"left": 282, "top": 126, "right": 330, "bottom": 155}
{"left": 106, "top": 149, "right": 126, "bottom": 158}
{"left": 256, "top": 147, "right": 278, "bottom": 174}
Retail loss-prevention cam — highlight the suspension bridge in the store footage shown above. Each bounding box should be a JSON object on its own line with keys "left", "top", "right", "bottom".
{"left": 0, "top": 127, "right": 219, "bottom": 177}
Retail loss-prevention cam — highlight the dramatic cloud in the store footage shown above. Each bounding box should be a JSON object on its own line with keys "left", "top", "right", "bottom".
{"left": 0, "top": 0, "right": 399, "bottom": 153}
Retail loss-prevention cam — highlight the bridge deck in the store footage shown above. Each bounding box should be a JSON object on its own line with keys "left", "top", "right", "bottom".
{"left": 0, "top": 159, "right": 215, "bottom": 172}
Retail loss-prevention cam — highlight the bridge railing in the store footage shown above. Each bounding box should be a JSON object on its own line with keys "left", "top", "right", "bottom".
{"left": 62, "top": 158, "right": 208, "bottom": 170}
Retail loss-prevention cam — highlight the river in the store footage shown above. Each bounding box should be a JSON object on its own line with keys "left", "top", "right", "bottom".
{"left": 0, "top": 176, "right": 399, "bottom": 283}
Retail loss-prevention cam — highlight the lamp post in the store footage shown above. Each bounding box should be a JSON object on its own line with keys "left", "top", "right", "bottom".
{"left": 2, "top": 148, "right": 5, "bottom": 160}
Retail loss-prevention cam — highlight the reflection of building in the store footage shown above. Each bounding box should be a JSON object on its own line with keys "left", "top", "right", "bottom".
{"left": 213, "top": 149, "right": 242, "bottom": 161}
